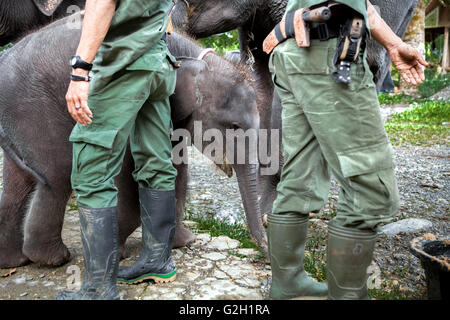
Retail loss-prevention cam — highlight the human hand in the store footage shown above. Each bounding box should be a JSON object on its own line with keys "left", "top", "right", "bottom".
{"left": 388, "top": 42, "right": 429, "bottom": 86}
{"left": 66, "top": 72, "right": 93, "bottom": 126}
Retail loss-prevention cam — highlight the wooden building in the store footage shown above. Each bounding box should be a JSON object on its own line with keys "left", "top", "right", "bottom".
{"left": 425, "top": 0, "right": 450, "bottom": 70}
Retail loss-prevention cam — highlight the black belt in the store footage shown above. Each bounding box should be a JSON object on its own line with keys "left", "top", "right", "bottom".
{"left": 310, "top": 23, "right": 339, "bottom": 41}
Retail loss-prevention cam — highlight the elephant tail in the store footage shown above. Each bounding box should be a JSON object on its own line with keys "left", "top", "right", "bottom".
{"left": 0, "top": 126, "right": 50, "bottom": 187}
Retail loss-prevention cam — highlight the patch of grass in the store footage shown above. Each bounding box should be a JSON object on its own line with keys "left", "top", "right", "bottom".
{"left": 378, "top": 92, "right": 416, "bottom": 105}
{"left": 228, "top": 250, "right": 248, "bottom": 259}
{"left": 385, "top": 101, "right": 450, "bottom": 146}
{"left": 304, "top": 234, "right": 327, "bottom": 282}
{"left": 320, "top": 208, "right": 338, "bottom": 221}
{"left": 67, "top": 199, "right": 78, "bottom": 211}
{"left": 392, "top": 266, "right": 410, "bottom": 278}
{"left": 185, "top": 207, "right": 259, "bottom": 251}
{"left": 369, "top": 281, "right": 417, "bottom": 300}
{"left": 385, "top": 123, "right": 449, "bottom": 146}
{"left": 390, "top": 100, "right": 450, "bottom": 125}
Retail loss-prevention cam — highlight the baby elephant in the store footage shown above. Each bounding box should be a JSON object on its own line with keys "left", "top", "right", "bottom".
{"left": 0, "top": 15, "right": 267, "bottom": 268}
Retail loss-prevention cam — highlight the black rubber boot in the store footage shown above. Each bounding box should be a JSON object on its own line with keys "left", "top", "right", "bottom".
{"left": 55, "top": 206, "right": 120, "bottom": 300}
{"left": 117, "top": 188, "right": 177, "bottom": 284}
{"left": 327, "top": 220, "right": 377, "bottom": 300}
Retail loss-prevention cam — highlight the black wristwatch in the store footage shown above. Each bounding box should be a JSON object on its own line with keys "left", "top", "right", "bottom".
{"left": 70, "top": 55, "right": 93, "bottom": 71}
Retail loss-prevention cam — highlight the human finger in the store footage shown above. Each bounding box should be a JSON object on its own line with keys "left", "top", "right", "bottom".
{"left": 79, "top": 103, "right": 92, "bottom": 125}
{"left": 410, "top": 66, "right": 422, "bottom": 85}
{"left": 400, "top": 70, "right": 414, "bottom": 85}
{"left": 415, "top": 62, "right": 426, "bottom": 82}
{"left": 416, "top": 53, "right": 429, "bottom": 67}
{"left": 76, "top": 94, "right": 92, "bottom": 125}
{"left": 81, "top": 98, "right": 93, "bottom": 120}
{"left": 73, "top": 97, "right": 87, "bottom": 126}
{"left": 66, "top": 93, "right": 81, "bottom": 123}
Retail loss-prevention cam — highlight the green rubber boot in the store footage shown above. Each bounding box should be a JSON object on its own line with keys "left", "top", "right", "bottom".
{"left": 55, "top": 206, "right": 120, "bottom": 300}
{"left": 327, "top": 220, "right": 377, "bottom": 300}
{"left": 268, "top": 213, "right": 328, "bottom": 300}
{"left": 117, "top": 188, "right": 177, "bottom": 284}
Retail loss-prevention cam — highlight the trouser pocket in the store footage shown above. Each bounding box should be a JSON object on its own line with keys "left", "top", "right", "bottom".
{"left": 334, "top": 143, "right": 400, "bottom": 230}
{"left": 70, "top": 126, "right": 120, "bottom": 196}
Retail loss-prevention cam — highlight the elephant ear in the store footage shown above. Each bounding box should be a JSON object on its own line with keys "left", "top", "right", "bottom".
{"left": 32, "top": 0, "right": 64, "bottom": 16}
{"left": 170, "top": 58, "right": 208, "bottom": 123}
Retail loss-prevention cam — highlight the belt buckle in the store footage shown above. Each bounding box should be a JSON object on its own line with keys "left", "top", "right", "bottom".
{"left": 316, "top": 23, "right": 330, "bottom": 41}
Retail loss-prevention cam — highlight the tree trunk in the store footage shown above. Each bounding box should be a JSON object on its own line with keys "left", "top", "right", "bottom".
{"left": 398, "top": 0, "right": 426, "bottom": 95}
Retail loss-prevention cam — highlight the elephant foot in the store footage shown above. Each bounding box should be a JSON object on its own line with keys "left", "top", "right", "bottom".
{"left": 173, "top": 225, "right": 196, "bottom": 248}
{"left": 0, "top": 247, "right": 31, "bottom": 268}
{"left": 23, "top": 240, "right": 71, "bottom": 267}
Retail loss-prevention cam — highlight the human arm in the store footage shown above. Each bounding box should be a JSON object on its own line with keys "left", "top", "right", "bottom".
{"left": 66, "top": 0, "right": 117, "bottom": 126}
{"left": 367, "top": 1, "right": 428, "bottom": 86}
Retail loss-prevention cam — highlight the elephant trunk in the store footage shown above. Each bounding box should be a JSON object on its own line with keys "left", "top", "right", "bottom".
{"left": 234, "top": 163, "right": 268, "bottom": 258}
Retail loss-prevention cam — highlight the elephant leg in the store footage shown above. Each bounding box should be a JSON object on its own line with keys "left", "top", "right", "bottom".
{"left": 0, "top": 155, "right": 35, "bottom": 268}
{"left": 22, "top": 169, "right": 72, "bottom": 266}
{"left": 116, "top": 147, "right": 141, "bottom": 259}
{"left": 173, "top": 161, "right": 196, "bottom": 248}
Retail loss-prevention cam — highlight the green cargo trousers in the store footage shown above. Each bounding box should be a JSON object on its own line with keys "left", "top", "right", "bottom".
{"left": 69, "top": 41, "right": 178, "bottom": 209}
{"left": 269, "top": 38, "right": 400, "bottom": 231}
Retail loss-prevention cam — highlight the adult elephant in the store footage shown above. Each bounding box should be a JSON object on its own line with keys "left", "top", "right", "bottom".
{"left": 172, "top": 0, "right": 419, "bottom": 215}
{"left": 0, "top": 0, "right": 85, "bottom": 46}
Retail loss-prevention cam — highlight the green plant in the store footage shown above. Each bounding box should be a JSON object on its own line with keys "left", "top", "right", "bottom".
{"left": 304, "top": 234, "right": 327, "bottom": 282}
{"left": 185, "top": 207, "right": 259, "bottom": 251}
{"left": 391, "top": 101, "right": 450, "bottom": 125}
{"left": 385, "top": 101, "right": 450, "bottom": 146}
{"left": 378, "top": 92, "right": 415, "bottom": 105}
{"left": 369, "top": 281, "right": 418, "bottom": 300}
{"left": 418, "top": 67, "right": 450, "bottom": 98}
{"left": 425, "top": 34, "right": 445, "bottom": 65}
{"left": 67, "top": 199, "right": 78, "bottom": 211}
{"left": 198, "top": 30, "right": 240, "bottom": 55}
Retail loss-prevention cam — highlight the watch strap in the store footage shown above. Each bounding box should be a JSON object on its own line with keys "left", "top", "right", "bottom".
{"left": 70, "top": 74, "right": 91, "bottom": 82}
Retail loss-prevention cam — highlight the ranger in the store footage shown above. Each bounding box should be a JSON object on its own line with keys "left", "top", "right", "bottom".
{"left": 57, "top": 0, "right": 179, "bottom": 300}
{"left": 264, "top": 0, "right": 427, "bottom": 299}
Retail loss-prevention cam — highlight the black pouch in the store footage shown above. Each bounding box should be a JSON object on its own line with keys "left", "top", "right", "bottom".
{"left": 332, "top": 16, "right": 367, "bottom": 84}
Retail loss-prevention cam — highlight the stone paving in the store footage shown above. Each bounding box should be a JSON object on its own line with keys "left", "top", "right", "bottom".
{"left": 0, "top": 208, "right": 270, "bottom": 300}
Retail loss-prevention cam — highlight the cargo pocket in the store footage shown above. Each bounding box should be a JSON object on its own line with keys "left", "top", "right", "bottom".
{"left": 336, "top": 142, "right": 394, "bottom": 179}
{"left": 69, "top": 126, "right": 119, "bottom": 183}
{"left": 336, "top": 142, "right": 399, "bottom": 218}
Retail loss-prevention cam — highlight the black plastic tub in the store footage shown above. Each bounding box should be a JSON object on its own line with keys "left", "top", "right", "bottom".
{"left": 410, "top": 235, "right": 449, "bottom": 300}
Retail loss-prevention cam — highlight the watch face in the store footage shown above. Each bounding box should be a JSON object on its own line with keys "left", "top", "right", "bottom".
{"left": 71, "top": 57, "right": 77, "bottom": 66}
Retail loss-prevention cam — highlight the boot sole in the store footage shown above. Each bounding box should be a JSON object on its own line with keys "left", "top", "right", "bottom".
{"left": 117, "top": 270, "right": 177, "bottom": 285}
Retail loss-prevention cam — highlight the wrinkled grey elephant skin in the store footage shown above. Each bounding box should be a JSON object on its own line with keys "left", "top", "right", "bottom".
{"left": 0, "top": 15, "right": 267, "bottom": 268}
{"left": 0, "top": 0, "right": 86, "bottom": 46}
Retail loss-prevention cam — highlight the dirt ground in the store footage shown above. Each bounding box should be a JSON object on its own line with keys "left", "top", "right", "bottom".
{"left": 0, "top": 136, "right": 448, "bottom": 300}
